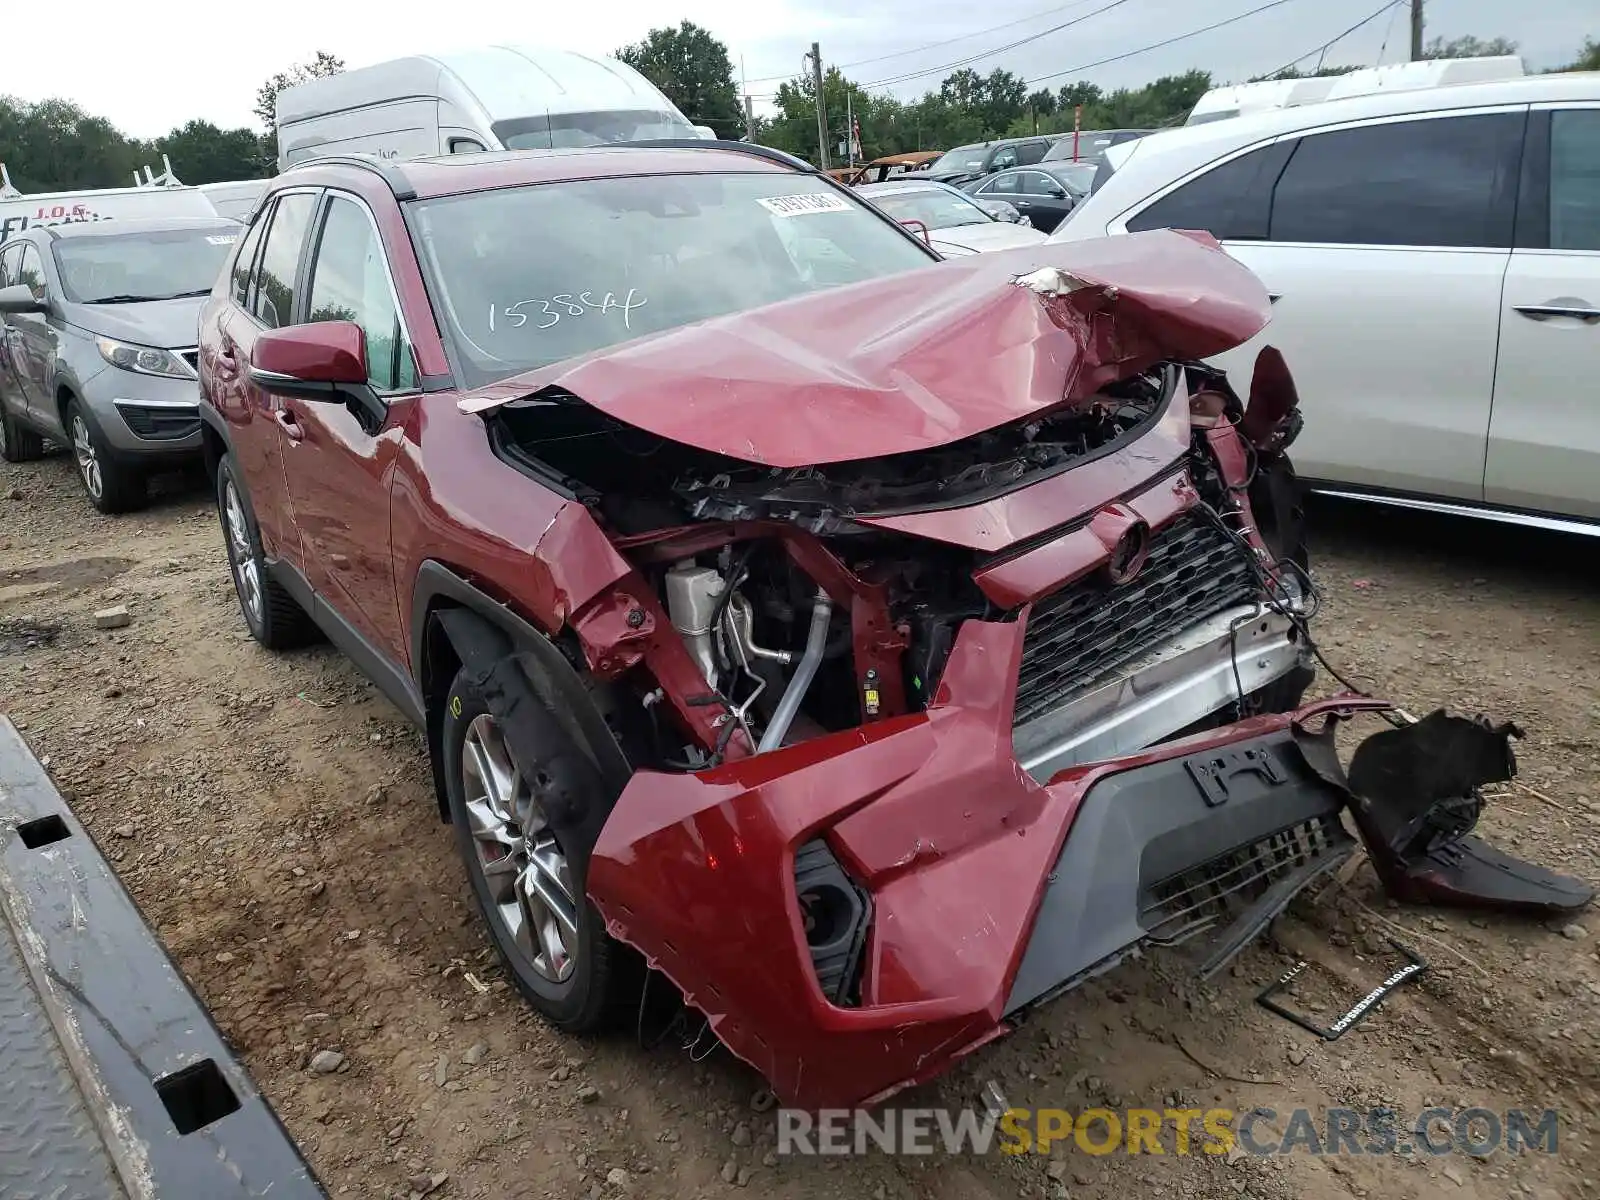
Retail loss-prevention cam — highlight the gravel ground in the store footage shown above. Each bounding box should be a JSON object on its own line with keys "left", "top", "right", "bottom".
{"left": 2, "top": 450, "right": 1597, "bottom": 1200}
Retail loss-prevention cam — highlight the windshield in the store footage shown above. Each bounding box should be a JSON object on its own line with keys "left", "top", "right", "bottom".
{"left": 410, "top": 173, "right": 934, "bottom": 390}
{"left": 492, "top": 109, "right": 697, "bottom": 150}
{"left": 928, "top": 145, "right": 987, "bottom": 174}
{"left": 52, "top": 226, "right": 239, "bottom": 303}
{"left": 864, "top": 187, "right": 990, "bottom": 232}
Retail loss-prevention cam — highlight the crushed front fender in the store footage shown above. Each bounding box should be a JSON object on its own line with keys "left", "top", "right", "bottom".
{"left": 584, "top": 608, "right": 1393, "bottom": 1109}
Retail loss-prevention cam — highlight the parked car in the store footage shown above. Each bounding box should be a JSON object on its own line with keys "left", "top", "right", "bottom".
{"left": 1049, "top": 72, "right": 1600, "bottom": 532}
{"left": 962, "top": 163, "right": 1097, "bottom": 233}
{"left": 839, "top": 150, "right": 942, "bottom": 185}
{"left": 196, "top": 140, "right": 1343, "bottom": 1110}
{"left": 922, "top": 135, "right": 1064, "bottom": 185}
{"left": 274, "top": 46, "right": 707, "bottom": 172}
{"left": 0, "top": 216, "right": 241, "bottom": 509}
{"left": 857, "top": 179, "right": 1048, "bottom": 255}
{"left": 1041, "top": 127, "right": 1153, "bottom": 162}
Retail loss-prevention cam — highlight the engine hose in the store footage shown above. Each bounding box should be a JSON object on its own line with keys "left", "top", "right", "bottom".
{"left": 757, "top": 590, "right": 833, "bottom": 753}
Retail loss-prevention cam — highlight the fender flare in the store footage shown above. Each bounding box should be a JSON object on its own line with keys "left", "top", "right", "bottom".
{"left": 410, "top": 561, "right": 632, "bottom": 819}
{"left": 198, "top": 404, "right": 234, "bottom": 478}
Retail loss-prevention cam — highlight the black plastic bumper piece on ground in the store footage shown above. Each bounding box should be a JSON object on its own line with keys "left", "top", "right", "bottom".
{"left": 1005, "top": 729, "right": 1354, "bottom": 1015}
{"left": 0, "top": 716, "right": 325, "bottom": 1199}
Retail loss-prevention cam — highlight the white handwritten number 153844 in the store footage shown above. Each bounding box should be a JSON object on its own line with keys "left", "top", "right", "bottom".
{"left": 491, "top": 289, "right": 648, "bottom": 333}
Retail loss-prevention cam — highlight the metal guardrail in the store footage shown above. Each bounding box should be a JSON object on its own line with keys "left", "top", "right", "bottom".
{"left": 0, "top": 716, "right": 324, "bottom": 1199}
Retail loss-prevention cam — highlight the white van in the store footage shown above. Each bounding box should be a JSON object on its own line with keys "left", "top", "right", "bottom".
{"left": 0, "top": 164, "right": 219, "bottom": 248}
{"left": 275, "top": 46, "right": 711, "bottom": 172}
{"left": 198, "top": 180, "right": 268, "bottom": 222}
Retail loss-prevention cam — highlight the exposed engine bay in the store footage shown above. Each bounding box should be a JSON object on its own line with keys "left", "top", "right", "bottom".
{"left": 489, "top": 363, "right": 1294, "bottom": 768}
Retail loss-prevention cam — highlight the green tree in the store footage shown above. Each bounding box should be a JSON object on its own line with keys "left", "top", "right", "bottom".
{"left": 1057, "top": 82, "right": 1103, "bottom": 111}
{"left": 1561, "top": 37, "right": 1600, "bottom": 71}
{"left": 157, "top": 120, "right": 265, "bottom": 184}
{"left": 618, "top": 21, "right": 743, "bottom": 138}
{"left": 0, "top": 96, "right": 147, "bottom": 192}
{"left": 1423, "top": 35, "right": 1518, "bottom": 59}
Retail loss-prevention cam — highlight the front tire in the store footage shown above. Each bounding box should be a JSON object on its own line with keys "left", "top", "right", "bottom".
{"left": 215, "top": 454, "right": 318, "bottom": 649}
{"left": 0, "top": 401, "right": 44, "bottom": 462}
{"left": 441, "top": 667, "right": 625, "bottom": 1032}
{"left": 67, "top": 398, "right": 146, "bottom": 513}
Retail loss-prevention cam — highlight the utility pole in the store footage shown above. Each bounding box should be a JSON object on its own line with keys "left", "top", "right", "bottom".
{"left": 808, "top": 42, "right": 830, "bottom": 170}
{"left": 741, "top": 56, "right": 754, "bottom": 142}
{"left": 1410, "top": 0, "right": 1424, "bottom": 61}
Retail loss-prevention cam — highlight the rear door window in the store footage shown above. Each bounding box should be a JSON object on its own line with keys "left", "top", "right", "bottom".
{"left": 1549, "top": 109, "right": 1600, "bottom": 251}
{"left": 1267, "top": 112, "right": 1524, "bottom": 248}
{"left": 251, "top": 192, "right": 319, "bottom": 328}
{"left": 1126, "top": 141, "right": 1296, "bottom": 240}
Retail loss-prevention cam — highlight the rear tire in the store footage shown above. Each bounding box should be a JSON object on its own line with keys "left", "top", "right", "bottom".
{"left": 215, "top": 454, "right": 318, "bottom": 650}
{"left": 67, "top": 398, "right": 146, "bottom": 513}
{"left": 441, "top": 666, "right": 628, "bottom": 1033}
{"left": 0, "top": 401, "right": 44, "bottom": 462}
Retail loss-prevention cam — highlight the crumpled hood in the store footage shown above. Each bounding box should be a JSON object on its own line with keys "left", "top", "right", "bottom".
{"left": 63, "top": 296, "right": 205, "bottom": 349}
{"left": 464, "top": 230, "right": 1271, "bottom": 468}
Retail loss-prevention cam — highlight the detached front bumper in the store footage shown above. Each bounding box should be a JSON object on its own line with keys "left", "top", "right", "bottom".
{"left": 587, "top": 608, "right": 1374, "bottom": 1110}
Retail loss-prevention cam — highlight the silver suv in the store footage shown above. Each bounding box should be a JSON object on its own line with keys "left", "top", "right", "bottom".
{"left": 0, "top": 216, "right": 241, "bottom": 511}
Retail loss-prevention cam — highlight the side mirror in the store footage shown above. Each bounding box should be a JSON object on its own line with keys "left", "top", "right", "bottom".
{"left": 250, "top": 320, "right": 368, "bottom": 395}
{"left": 0, "top": 284, "right": 47, "bottom": 315}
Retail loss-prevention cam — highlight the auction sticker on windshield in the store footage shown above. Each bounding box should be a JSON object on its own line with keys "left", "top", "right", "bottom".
{"left": 758, "top": 193, "right": 853, "bottom": 217}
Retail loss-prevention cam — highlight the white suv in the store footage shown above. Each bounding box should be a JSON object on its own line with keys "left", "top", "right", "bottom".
{"left": 1051, "top": 73, "right": 1600, "bottom": 534}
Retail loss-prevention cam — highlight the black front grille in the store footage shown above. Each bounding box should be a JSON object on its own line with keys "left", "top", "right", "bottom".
{"left": 179, "top": 350, "right": 200, "bottom": 373}
{"left": 1013, "top": 512, "right": 1258, "bottom": 725}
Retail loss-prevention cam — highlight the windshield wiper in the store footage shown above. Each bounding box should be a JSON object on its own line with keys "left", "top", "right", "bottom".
{"left": 84, "top": 289, "right": 211, "bottom": 304}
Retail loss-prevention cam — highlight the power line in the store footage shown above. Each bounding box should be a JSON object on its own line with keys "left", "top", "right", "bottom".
{"left": 741, "top": 0, "right": 1110, "bottom": 86}
{"left": 1267, "top": 0, "right": 1406, "bottom": 77}
{"left": 860, "top": 0, "right": 1140, "bottom": 89}
{"left": 1021, "top": 0, "right": 1308, "bottom": 86}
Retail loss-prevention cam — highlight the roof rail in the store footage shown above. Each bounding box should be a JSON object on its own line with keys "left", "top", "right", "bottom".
{"left": 283, "top": 154, "right": 418, "bottom": 200}
{"left": 615, "top": 138, "right": 819, "bottom": 174}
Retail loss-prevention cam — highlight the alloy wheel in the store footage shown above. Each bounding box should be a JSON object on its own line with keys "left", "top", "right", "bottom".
{"left": 461, "top": 713, "right": 578, "bottom": 984}
{"left": 223, "top": 481, "right": 263, "bottom": 625}
{"left": 71, "top": 414, "right": 102, "bottom": 500}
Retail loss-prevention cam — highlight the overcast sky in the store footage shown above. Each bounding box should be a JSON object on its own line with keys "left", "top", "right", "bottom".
{"left": 5, "top": 0, "right": 1593, "bottom": 138}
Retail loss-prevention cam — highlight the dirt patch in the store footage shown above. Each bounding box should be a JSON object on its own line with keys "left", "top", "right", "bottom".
{"left": 1, "top": 455, "right": 1597, "bottom": 1200}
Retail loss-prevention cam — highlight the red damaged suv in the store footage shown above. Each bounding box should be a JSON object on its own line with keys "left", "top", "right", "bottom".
{"left": 196, "top": 143, "right": 1588, "bottom": 1109}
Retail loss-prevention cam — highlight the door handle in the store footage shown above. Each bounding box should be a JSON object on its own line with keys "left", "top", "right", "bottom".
{"left": 275, "top": 409, "right": 304, "bottom": 442}
{"left": 1513, "top": 304, "right": 1600, "bottom": 324}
